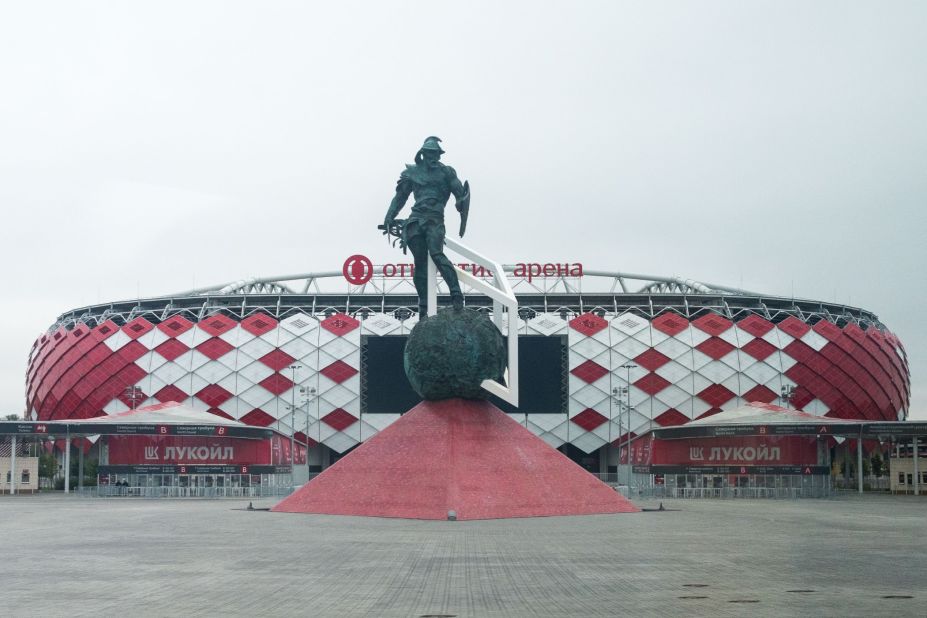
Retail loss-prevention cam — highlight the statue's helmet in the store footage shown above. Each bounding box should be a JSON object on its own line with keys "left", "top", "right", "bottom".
{"left": 416, "top": 136, "right": 445, "bottom": 161}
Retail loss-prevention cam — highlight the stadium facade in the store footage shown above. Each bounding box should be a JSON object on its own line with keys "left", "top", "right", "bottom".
{"left": 24, "top": 263, "right": 911, "bottom": 480}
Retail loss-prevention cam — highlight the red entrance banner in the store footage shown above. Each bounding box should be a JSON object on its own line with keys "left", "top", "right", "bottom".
{"left": 107, "top": 435, "right": 304, "bottom": 466}
{"left": 638, "top": 435, "right": 818, "bottom": 466}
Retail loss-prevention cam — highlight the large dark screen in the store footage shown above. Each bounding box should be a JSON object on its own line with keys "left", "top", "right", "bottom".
{"left": 362, "top": 335, "right": 566, "bottom": 415}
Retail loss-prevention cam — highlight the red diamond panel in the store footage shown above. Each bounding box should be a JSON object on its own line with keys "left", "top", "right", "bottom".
{"left": 294, "top": 431, "right": 318, "bottom": 447}
{"left": 783, "top": 340, "right": 815, "bottom": 363}
{"left": 633, "top": 348, "right": 671, "bottom": 372}
{"left": 655, "top": 409, "right": 689, "bottom": 427}
{"left": 651, "top": 312, "right": 688, "bottom": 337}
{"left": 259, "top": 349, "right": 297, "bottom": 372}
{"left": 742, "top": 337, "right": 776, "bottom": 361}
{"left": 697, "top": 383, "right": 735, "bottom": 407}
{"left": 737, "top": 314, "right": 774, "bottom": 337}
{"left": 155, "top": 338, "right": 189, "bottom": 361}
{"left": 259, "top": 373, "right": 294, "bottom": 396}
{"left": 322, "top": 408, "right": 357, "bottom": 431}
{"left": 570, "top": 359, "right": 609, "bottom": 384}
{"left": 634, "top": 372, "right": 672, "bottom": 395}
{"left": 93, "top": 320, "right": 119, "bottom": 341}
{"left": 778, "top": 315, "right": 810, "bottom": 338}
{"left": 320, "top": 313, "right": 360, "bottom": 336}
{"left": 198, "top": 313, "right": 237, "bottom": 337}
{"left": 242, "top": 313, "right": 279, "bottom": 336}
{"left": 692, "top": 313, "right": 733, "bottom": 336}
{"left": 696, "top": 407, "right": 723, "bottom": 420}
{"left": 241, "top": 408, "right": 276, "bottom": 427}
{"left": 742, "top": 384, "right": 778, "bottom": 404}
{"left": 813, "top": 319, "right": 842, "bottom": 342}
{"left": 118, "top": 340, "right": 148, "bottom": 364}
{"left": 844, "top": 322, "right": 865, "bottom": 341}
{"left": 196, "top": 337, "right": 235, "bottom": 360}
{"left": 571, "top": 408, "right": 608, "bottom": 431}
{"left": 122, "top": 317, "right": 154, "bottom": 339}
{"left": 207, "top": 407, "right": 235, "bottom": 421}
{"left": 195, "top": 384, "right": 233, "bottom": 407}
{"left": 320, "top": 360, "right": 359, "bottom": 384}
{"left": 157, "top": 315, "right": 194, "bottom": 336}
{"left": 695, "top": 337, "right": 735, "bottom": 360}
{"left": 154, "top": 385, "right": 187, "bottom": 403}
{"left": 569, "top": 312, "right": 608, "bottom": 337}
{"left": 612, "top": 431, "right": 637, "bottom": 447}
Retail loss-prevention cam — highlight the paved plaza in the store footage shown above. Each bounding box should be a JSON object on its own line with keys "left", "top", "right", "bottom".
{"left": 1, "top": 493, "right": 924, "bottom": 617}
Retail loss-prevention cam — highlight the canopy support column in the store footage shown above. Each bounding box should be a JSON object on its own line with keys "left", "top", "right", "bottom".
{"left": 844, "top": 441, "right": 850, "bottom": 488}
{"left": 914, "top": 437, "right": 920, "bottom": 497}
{"left": 78, "top": 443, "right": 84, "bottom": 492}
{"left": 857, "top": 433, "right": 863, "bottom": 494}
{"left": 64, "top": 427, "right": 70, "bottom": 495}
{"left": 10, "top": 436, "right": 16, "bottom": 495}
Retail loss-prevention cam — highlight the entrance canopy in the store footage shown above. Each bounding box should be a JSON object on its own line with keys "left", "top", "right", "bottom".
{"left": 0, "top": 402, "right": 275, "bottom": 440}
{"left": 652, "top": 402, "right": 927, "bottom": 441}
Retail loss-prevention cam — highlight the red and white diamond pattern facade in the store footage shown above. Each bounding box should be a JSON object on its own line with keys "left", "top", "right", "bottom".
{"left": 26, "top": 311, "right": 367, "bottom": 454}
{"left": 25, "top": 307, "right": 910, "bottom": 455}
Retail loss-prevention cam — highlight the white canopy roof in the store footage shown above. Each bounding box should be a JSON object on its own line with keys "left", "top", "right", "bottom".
{"left": 686, "top": 402, "right": 847, "bottom": 426}
{"left": 70, "top": 401, "right": 246, "bottom": 427}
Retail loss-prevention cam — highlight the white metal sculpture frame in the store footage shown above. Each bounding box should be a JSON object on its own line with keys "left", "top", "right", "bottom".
{"left": 175, "top": 269, "right": 759, "bottom": 298}
{"left": 426, "top": 238, "right": 519, "bottom": 407}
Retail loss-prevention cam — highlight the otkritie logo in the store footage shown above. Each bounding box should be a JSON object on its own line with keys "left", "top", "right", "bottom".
{"left": 343, "top": 254, "right": 373, "bottom": 285}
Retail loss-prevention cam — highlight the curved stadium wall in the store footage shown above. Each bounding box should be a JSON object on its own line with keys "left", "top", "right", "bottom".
{"left": 25, "top": 284, "right": 910, "bottom": 456}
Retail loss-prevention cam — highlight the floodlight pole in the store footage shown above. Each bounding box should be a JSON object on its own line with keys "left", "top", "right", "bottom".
{"left": 620, "top": 363, "right": 637, "bottom": 486}
{"left": 780, "top": 385, "right": 795, "bottom": 409}
{"left": 288, "top": 364, "right": 302, "bottom": 472}
{"left": 299, "top": 386, "right": 316, "bottom": 477}
{"left": 124, "top": 385, "right": 144, "bottom": 410}
{"left": 611, "top": 387, "right": 624, "bottom": 484}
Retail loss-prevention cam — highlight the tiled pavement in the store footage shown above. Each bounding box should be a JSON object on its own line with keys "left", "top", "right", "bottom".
{"left": 1, "top": 493, "right": 924, "bottom": 617}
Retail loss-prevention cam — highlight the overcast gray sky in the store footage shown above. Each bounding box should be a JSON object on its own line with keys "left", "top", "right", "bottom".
{"left": 1, "top": 1, "right": 924, "bottom": 419}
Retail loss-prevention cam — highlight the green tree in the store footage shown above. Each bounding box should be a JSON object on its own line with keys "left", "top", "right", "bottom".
{"left": 68, "top": 454, "right": 99, "bottom": 486}
{"left": 870, "top": 452, "right": 884, "bottom": 477}
{"left": 3, "top": 413, "right": 20, "bottom": 420}
{"left": 38, "top": 453, "right": 58, "bottom": 480}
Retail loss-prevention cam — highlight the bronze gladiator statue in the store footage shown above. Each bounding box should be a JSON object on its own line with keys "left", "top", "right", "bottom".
{"left": 381, "top": 136, "right": 470, "bottom": 314}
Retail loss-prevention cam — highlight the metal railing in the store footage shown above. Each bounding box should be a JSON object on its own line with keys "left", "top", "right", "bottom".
{"left": 834, "top": 477, "right": 891, "bottom": 491}
{"left": 590, "top": 473, "right": 836, "bottom": 499}
{"left": 95, "top": 485, "right": 294, "bottom": 498}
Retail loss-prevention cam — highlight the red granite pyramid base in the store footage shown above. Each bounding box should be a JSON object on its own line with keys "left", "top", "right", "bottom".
{"left": 272, "top": 398, "right": 638, "bottom": 520}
